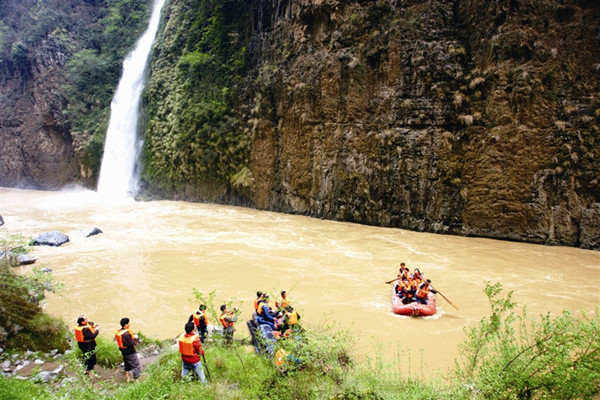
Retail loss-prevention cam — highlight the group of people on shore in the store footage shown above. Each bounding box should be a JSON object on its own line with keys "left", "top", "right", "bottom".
{"left": 390, "top": 262, "right": 437, "bottom": 305}
{"left": 72, "top": 292, "right": 296, "bottom": 383}
{"left": 253, "top": 290, "right": 301, "bottom": 338}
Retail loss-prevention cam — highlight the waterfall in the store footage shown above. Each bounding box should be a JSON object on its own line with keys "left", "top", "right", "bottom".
{"left": 97, "top": 0, "right": 167, "bottom": 198}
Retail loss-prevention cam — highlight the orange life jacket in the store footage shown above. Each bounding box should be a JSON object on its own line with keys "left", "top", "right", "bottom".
{"left": 193, "top": 311, "right": 207, "bottom": 327}
{"left": 416, "top": 285, "right": 430, "bottom": 299}
{"left": 286, "top": 311, "right": 298, "bottom": 325}
{"left": 74, "top": 324, "right": 95, "bottom": 343}
{"left": 274, "top": 349, "right": 289, "bottom": 368}
{"left": 253, "top": 298, "right": 260, "bottom": 311}
{"left": 219, "top": 312, "right": 234, "bottom": 328}
{"left": 115, "top": 328, "right": 135, "bottom": 349}
{"left": 256, "top": 301, "right": 267, "bottom": 315}
{"left": 178, "top": 334, "right": 199, "bottom": 356}
{"left": 280, "top": 298, "right": 290, "bottom": 309}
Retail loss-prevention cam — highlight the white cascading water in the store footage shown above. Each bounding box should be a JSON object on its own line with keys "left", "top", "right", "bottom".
{"left": 97, "top": 0, "right": 167, "bottom": 198}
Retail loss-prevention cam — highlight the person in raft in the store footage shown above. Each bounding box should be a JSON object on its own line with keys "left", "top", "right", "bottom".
{"left": 219, "top": 304, "right": 238, "bottom": 345}
{"left": 73, "top": 315, "right": 99, "bottom": 375}
{"left": 398, "top": 262, "right": 410, "bottom": 278}
{"left": 412, "top": 268, "right": 424, "bottom": 284}
{"left": 179, "top": 321, "right": 207, "bottom": 382}
{"left": 115, "top": 317, "right": 141, "bottom": 382}
{"left": 415, "top": 279, "right": 438, "bottom": 304}
{"left": 188, "top": 304, "right": 209, "bottom": 343}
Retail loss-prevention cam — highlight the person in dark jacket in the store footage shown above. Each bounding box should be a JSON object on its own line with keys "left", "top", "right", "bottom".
{"left": 188, "top": 304, "right": 209, "bottom": 343}
{"left": 255, "top": 295, "right": 277, "bottom": 329}
{"left": 115, "top": 317, "right": 141, "bottom": 382}
{"left": 73, "top": 316, "right": 99, "bottom": 375}
{"left": 178, "top": 322, "right": 207, "bottom": 382}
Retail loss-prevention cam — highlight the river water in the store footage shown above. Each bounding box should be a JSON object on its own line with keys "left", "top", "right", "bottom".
{"left": 1, "top": 187, "right": 599, "bottom": 374}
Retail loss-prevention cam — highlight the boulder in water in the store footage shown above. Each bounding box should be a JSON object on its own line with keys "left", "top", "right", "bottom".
{"left": 0, "top": 215, "right": 4, "bottom": 227}
{"left": 32, "top": 231, "right": 69, "bottom": 247}
{"left": 16, "top": 255, "right": 36, "bottom": 266}
{"left": 85, "top": 227, "right": 103, "bottom": 238}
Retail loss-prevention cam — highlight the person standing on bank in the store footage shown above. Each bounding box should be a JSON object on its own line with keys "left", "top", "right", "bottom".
{"left": 179, "top": 322, "right": 207, "bottom": 382}
{"left": 219, "top": 304, "right": 237, "bottom": 345}
{"left": 74, "top": 316, "right": 99, "bottom": 375}
{"left": 115, "top": 317, "right": 141, "bottom": 382}
{"left": 188, "top": 304, "right": 209, "bottom": 343}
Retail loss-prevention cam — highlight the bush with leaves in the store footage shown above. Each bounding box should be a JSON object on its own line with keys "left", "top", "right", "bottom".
{"left": 0, "top": 233, "right": 68, "bottom": 351}
{"left": 455, "top": 282, "right": 600, "bottom": 400}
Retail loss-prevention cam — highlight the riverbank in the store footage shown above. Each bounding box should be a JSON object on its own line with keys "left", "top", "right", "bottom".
{"left": 1, "top": 285, "right": 599, "bottom": 400}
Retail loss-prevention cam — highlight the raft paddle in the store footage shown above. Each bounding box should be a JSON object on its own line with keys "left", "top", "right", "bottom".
{"left": 385, "top": 278, "right": 399, "bottom": 284}
{"left": 431, "top": 287, "right": 459, "bottom": 310}
{"left": 202, "top": 353, "right": 211, "bottom": 381}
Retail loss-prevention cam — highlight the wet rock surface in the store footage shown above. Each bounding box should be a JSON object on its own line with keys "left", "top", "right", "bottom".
{"left": 32, "top": 231, "right": 69, "bottom": 247}
{"left": 16, "top": 254, "right": 36, "bottom": 265}
{"left": 85, "top": 227, "right": 103, "bottom": 238}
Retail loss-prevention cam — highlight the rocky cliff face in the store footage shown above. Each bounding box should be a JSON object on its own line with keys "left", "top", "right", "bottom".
{"left": 0, "top": 0, "right": 150, "bottom": 189}
{"left": 246, "top": 0, "right": 600, "bottom": 248}
{"left": 2, "top": 0, "right": 599, "bottom": 249}
{"left": 143, "top": 0, "right": 600, "bottom": 249}
{"left": 0, "top": 0, "right": 88, "bottom": 188}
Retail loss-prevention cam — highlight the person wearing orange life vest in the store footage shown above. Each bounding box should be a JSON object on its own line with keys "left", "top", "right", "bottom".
{"left": 280, "top": 305, "right": 301, "bottom": 334}
{"left": 401, "top": 279, "right": 417, "bottom": 304}
{"left": 74, "top": 316, "right": 99, "bottom": 375}
{"left": 188, "top": 304, "right": 209, "bottom": 343}
{"left": 115, "top": 317, "right": 141, "bottom": 382}
{"left": 256, "top": 294, "right": 277, "bottom": 329}
{"left": 179, "top": 322, "right": 207, "bottom": 382}
{"left": 254, "top": 291, "right": 264, "bottom": 312}
{"left": 415, "top": 279, "right": 438, "bottom": 304}
{"left": 411, "top": 268, "right": 424, "bottom": 284}
{"left": 276, "top": 290, "right": 290, "bottom": 311}
{"left": 219, "top": 304, "right": 237, "bottom": 345}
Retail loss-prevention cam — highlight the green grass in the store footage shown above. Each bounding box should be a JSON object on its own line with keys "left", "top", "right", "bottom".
{"left": 71, "top": 336, "right": 123, "bottom": 369}
{"left": 0, "top": 284, "right": 598, "bottom": 399}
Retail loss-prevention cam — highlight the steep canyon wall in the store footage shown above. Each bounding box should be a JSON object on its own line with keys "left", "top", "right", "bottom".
{"left": 0, "top": 0, "right": 151, "bottom": 188}
{"left": 1, "top": 0, "right": 599, "bottom": 249}
{"left": 143, "top": 0, "right": 600, "bottom": 249}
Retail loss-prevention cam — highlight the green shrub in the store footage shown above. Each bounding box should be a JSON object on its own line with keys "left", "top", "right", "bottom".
{"left": 73, "top": 336, "right": 122, "bottom": 368}
{"left": 6, "top": 313, "right": 70, "bottom": 352}
{"left": 455, "top": 282, "right": 600, "bottom": 400}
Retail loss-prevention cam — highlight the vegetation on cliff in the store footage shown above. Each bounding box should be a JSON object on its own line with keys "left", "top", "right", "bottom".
{"left": 0, "top": 0, "right": 151, "bottom": 187}
{"left": 64, "top": 0, "right": 151, "bottom": 178}
{"left": 141, "top": 0, "right": 253, "bottom": 201}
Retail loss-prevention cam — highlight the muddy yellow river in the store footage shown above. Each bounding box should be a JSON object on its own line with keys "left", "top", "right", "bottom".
{"left": 2, "top": 188, "right": 599, "bottom": 374}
